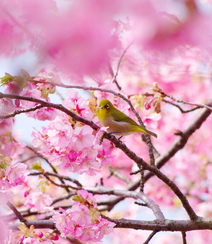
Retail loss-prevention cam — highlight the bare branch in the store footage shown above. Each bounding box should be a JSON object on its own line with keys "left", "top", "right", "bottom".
{"left": 110, "top": 217, "right": 212, "bottom": 231}
{"left": 108, "top": 166, "right": 132, "bottom": 185}
{"left": 29, "top": 172, "right": 80, "bottom": 190}
{"left": 30, "top": 172, "right": 82, "bottom": 187}
{"left": 9, "top": 220, "right": 55, "bottom": 230}
{"left": 8, "top": 216, "right": 212, "bottom": 232}
{"left": 7, "top": 201, "right": 26, "bottom": 223}
{"left": 182, "top": 231, "right": 187, "bottom": 244}
{"left": 85, "top": 186, "right": 165, "bottom": 220}
{"left": 110, "top": 41, "right": 134, "bottom": 90}
{"left": 152, "top": 85, "right": 212, "bottom": 111}
{"left": 0, "top": 104, "right": 44, "bottom": 119}
{"left": 51, "top": 191, "right": 77, "bottom": 205}
{"left": 142, "top": 92, "right": 202, "bottom": 113}
{"left": 0, "top": 92, "right": 99, "bottom": 131}
{"left": 143, "top": 230, "right": 158, "bottom": 244}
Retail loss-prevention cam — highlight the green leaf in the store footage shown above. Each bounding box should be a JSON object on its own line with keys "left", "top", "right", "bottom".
{"left": 72, "top": 195, "right": 84, "bottom": 203}
{"left": 0, "top": 73, "right": 13, "bottom": 86}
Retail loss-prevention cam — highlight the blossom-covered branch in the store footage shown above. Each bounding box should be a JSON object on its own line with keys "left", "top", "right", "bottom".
{"left": 0, "top": 92, "right": 197, "bottom": 220}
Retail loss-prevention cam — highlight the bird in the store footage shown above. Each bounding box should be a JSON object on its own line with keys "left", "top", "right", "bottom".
{"left": 97, "top": 99, "right": 157, "bottom": 138}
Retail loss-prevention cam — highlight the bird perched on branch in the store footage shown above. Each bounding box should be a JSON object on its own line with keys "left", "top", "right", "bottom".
{"left": 97, "top": 99, "right": 157, "bottom": 138}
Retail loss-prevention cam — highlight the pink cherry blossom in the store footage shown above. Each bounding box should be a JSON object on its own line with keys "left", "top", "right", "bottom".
{"left": 77, "top": 189, "right": 97, "bottom": 207}
{"left": 47, "top": 119, "right": 73, "bottom": 151}
{"left": 96, "top": 219, "right": 116, "bottom": 240}
{"left": 5, "top": 162, "right": 29, "bottom": 187}
{"left": 0, "top": 220, "right": 10, "bottom": 244}
{"left": 25, "top": 192, "right": 53, "bottom": 212}
{"left": 0, "top": 118, "right": 14, "bottom": 136}
{"left": 72, "top": 126, "right": 94, "bottom": 151}
{"left": 70, "top": 204, "right": 91, "bottom": 225}
{"left": 52, "top": 209, "right": 75, "bottom": 238}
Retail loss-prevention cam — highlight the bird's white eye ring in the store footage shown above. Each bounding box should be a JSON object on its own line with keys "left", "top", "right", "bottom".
{"left": 105, "top": 104, "right": 109, "bottom": 109}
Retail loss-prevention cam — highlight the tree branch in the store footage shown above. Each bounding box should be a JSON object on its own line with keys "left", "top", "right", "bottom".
{"left": 29, "top": 172, "right": 80, "bottom": 190}
{"left": 143, "top": 230, "right": 158, "bottom": 244}
{"left": 102, "top": 105, "right": 212, "bottom": 214}
{"left": 0, "top": 92, "right": 198, "bottom": 220}
{"left": 30, "top": 172, "right": 82, "bottom": 187}
{"left": 182, "top": 231, "right": 187, "bottom": 244}
{"left": 85, "top": 186, "right": 165, "bottom": 220}
{"left": 8, "top": 217, "right": 212, "bottom": 232}
{"left": 0, "top": 104, "right": 44, "bottom": 119}
{"left": 108, "top": 166, "right": 132, "bottom": 185}
{"left": 7, "top": 201, "right": 26, "bottom": 223}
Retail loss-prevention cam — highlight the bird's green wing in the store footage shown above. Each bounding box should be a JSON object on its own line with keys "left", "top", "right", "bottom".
{"left": 111, "top": 110, "right": 138, "bottom": 125}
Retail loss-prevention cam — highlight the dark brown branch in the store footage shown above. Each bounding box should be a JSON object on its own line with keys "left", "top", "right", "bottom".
{"left": 9, "top": 220, "right": 55, "bottom": 230}
{"left": 66, "top": 236, "right": 83, "bottom": 244}
{"left": 6, "top": 201, "right": 26, "bottom": 223}
{"left": 182, "top": 231, "right": 187, "bottom": 244}
{"left": 103, "top": 133, "right": 198, "bottom": 220}
{"left": 157, "top": 88, "right": 212, "bottom": 111}
{"left": 146, "top": 105, "right": 212, "bottom": 178}
{"left": 143, "top": 230, "right": 158, "bottom": 244}
{"left": 112, "top": 217, "right": 212, "bottom": 231}
{"left": 30, "top": 172, "right": 82, "bottom": 187}
{"left": 8, "top": 216, "right": 212, "bottom": 232}
{"left": 29, "top": 172, "right": 80, "bottom": 190}
{"left": 142, "top": 92, "right": 202, "bottom": 113}
{"left": 51, "top": 191, "right": 77, "bottom": 205}
{"left": 0, "top": 92, "right": 99, "bottom": 131}
{"left": 0, "top": 104, "right": 44, "bottom": 119}
{"left": 162, "top": 99, "right": 200, "bottom": 113}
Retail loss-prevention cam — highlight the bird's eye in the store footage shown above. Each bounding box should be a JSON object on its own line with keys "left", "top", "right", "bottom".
{"left": 105, "top": 104, "right": 110, "bottom": 109}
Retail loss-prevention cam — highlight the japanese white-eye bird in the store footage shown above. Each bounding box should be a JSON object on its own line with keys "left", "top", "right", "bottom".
{"left": 97, "top": 99, "right": 157, "bottom": 138}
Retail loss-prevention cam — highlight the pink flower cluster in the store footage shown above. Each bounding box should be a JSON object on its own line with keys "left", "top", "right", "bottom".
{"left": 32, "top": 115, "right": 102, "bottom": 175}
{"left": 25, "top": 192, "right": 53, "bottom": 212}
{"left": 1, "top": 72, "right": 58, "bottom": 121}
{"left": 18, "top": 223, "right": 59, "bottom": 244}
{"left": 53, "top": 190, "right": 115, "bottom": 242}
{"left": 0, "top": 133, "right": 29, "bottom": 193}
{"left": 31, "top": 91, "right": 113, "bottom": 175}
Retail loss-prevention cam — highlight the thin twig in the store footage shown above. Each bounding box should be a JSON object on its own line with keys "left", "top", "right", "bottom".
{"left": 51, "top": 191, "right": 77, "bottom": 205}
{"left": 29, "top": 172, "right": 80, "bottom": 190}
{"left": 162, "top": 99, "right": 200, "bottom": 113}
{"left": 110, "top": 41, "right": 134, "bottom": 90}
{"left": 30, "top": 172, "right": 82, "bottom": 187}
{"left": 139, "top": 165, "right": 144, "bottom": 192}
{"left": 152, "top": 86, "right": 212, "bottom": 111}
{"left": 134, "top": 202, "right": 147, "bottom": 207}
{"left": 108, "top": 166, "right": 132, "bottom": 185}
{"left": 182, "top": 231, "right": 187, "bottom": 244}
{"left": 25, "top": 144, "right": 71, "bottom": 193}
{"left": 143, "top": 230, "right": 158, "bottom": 244}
